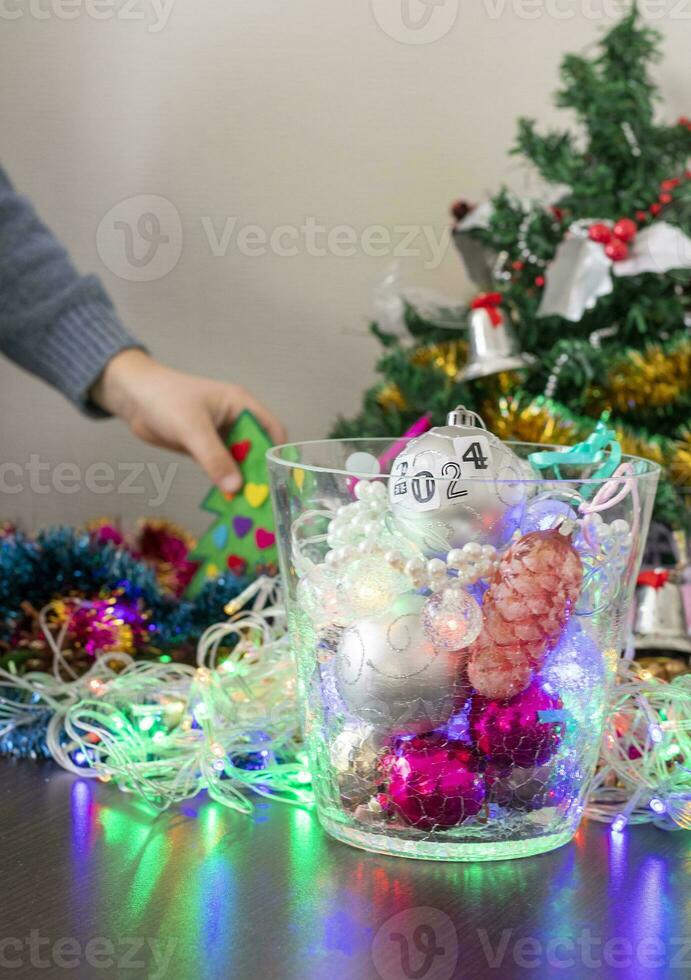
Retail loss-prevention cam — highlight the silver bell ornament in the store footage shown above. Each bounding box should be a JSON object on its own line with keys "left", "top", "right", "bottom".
{"left": 335, "top": 593, "right": 470, "bottom": 735}
{"left": 634, "top": 569, "right": 691, "bottom": 656}
{"left": 459, "top": 293, "right": 534, "bottom": 382}
{"left": 388, "top": 405, "right": 529, "bottom": 554}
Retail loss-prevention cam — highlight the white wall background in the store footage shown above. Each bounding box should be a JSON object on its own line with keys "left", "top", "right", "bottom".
{"left": 1, "top": 1, "right": 689, "bottom": 533}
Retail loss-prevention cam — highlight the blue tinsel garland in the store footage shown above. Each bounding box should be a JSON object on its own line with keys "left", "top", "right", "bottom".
{"left": 0, "top": 526, "right": 251, "bottom": 758}
{"left": 0, "top": 526, "right": 248, "bottom": 647}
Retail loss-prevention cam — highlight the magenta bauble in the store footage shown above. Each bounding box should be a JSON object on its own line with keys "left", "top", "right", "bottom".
{"left": 383, "top": 735, "right": 485, "bottom": 830}
{"left": 469, "top": 682, "right": 564, "bottom": 769}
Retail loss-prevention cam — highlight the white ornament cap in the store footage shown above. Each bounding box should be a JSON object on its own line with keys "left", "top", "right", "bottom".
{"left": 446, "top": 405, "right": 487, "bottom": 429}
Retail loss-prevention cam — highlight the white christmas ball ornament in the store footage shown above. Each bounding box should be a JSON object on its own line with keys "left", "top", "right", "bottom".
{"left": 388, "top": 406, "right": 527, "bottom": 552}
{"left": 335, "top": 593, "right": 470, "bottom": 734}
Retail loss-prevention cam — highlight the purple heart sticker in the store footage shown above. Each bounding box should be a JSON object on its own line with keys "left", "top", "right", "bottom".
{"left": 233, "top": 515, "right": 253, "bottom": 539}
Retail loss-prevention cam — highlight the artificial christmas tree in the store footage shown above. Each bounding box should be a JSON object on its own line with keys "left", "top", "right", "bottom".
{"left": 333, "top": 5, "right": 691, "bottom": 537}
{"left": 186, "top": 411, "right": 277, "bottom": 597}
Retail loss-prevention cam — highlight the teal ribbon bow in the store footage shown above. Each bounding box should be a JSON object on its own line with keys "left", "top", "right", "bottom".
{"left": 528, "top": 419, "right": 622, "bottom": 489}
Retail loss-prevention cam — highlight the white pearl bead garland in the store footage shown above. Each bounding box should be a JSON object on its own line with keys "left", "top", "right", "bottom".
{"left": 323, "top": 479, "right": 500, "bottom": 592}
{"left": 390, "top": 540, "right": 499, "bottom": 593}
{"left": 324, "top": 480, "right": 391, "bottom": 567}
{"left": 582, "top": 513, "right": 633, "bottom": 571}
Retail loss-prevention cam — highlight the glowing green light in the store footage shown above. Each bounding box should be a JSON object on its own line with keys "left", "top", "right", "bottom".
{"left": 159, "top": 654, "right": 172, "bottom": 663}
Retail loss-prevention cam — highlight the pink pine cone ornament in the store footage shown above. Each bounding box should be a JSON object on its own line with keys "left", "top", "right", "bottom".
{"left": 467, "top": 526, "right": 583, "bottom": 700}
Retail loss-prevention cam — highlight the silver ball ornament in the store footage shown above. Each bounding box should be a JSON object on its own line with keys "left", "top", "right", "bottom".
{"left": 335, "top": 593, "right": 470, "bottom": 734}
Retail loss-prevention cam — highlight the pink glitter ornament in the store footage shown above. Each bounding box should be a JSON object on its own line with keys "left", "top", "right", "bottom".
{"left": 383, "top": 735, "right": 485, "bottom": 830}
{"left": 88, "top": 523, "right": 125, "bottom": 548}
{"left": 469, "top": 681, "right": 564, "bottom": 769}
{"left": 136, "top": 519, "right": 198, "bottom": 596}
{"left": 467, "top": 526, "right": 582, "bottom": 699}
{"left": 64, "top": 598, "right": 148, "bottom": 657}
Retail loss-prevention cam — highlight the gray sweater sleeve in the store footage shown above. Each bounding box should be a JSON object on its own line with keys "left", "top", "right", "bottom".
{"left": 0, "top": 164, "right": 144, "bottom": 416}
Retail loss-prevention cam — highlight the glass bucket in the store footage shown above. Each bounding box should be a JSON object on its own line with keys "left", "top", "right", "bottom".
{"left": 267, "top": 437, "right": 659, "bottom": 861}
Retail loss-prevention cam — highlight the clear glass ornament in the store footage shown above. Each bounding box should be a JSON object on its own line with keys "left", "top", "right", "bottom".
{"left": 421, "top": 587, "right": 482, "bottom": 651}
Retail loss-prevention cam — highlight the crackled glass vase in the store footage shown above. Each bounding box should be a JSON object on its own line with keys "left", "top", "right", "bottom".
{"left": 268, "top": 432, "right": 658, "bottom": 861}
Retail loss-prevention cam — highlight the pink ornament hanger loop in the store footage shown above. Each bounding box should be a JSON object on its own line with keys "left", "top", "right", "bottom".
{"left": 579, "top": 462, "right": 640, "bottom": 549}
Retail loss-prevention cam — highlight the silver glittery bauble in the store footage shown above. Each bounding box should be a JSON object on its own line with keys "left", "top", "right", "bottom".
{"left": 330, "top": 724, "right": 382, "bottom": 808}
{"left": 388, "top": 406, "right": 529, "bottom": 553}
{"left": 335, "top": 593, "right": 469, "bottom": 734}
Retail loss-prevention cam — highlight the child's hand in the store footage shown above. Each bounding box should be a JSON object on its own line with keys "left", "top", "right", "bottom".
{"left": 91, "top": 349, "right": 286, "bottom": 494}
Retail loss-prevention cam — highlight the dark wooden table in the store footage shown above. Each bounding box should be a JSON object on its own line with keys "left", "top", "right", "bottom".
{"left": 0, "top": 758, "right": 689, "bottom": 980}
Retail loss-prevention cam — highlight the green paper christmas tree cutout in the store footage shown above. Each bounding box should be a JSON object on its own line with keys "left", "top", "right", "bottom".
{"left": 185, "top": 411, "right": 278, "bottom": 597}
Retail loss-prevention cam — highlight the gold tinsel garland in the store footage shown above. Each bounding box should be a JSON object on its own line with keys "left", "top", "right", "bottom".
{"left": 588, "top": 337, "right": 691, "bottom": 414}
{"left": 614, "top": 429, "right": 667, "bottom": 469}
{"left": 411, "top": 339, "right": 468, "bottom": 379}
{"left": 670, "top": 428, "right": 691, "bottom": 492}
{"left": 481, "top": 396, "right": 582, "bottom": 447}
{"left": 377, "top": 340, "right": 468, "bottom": 413}
{"left": 377, "top": 382, "right": 407, "bottom": 413}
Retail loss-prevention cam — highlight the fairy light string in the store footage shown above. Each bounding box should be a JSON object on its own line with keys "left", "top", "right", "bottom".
{"left": 586, "top": 658, "right": 691, "bottom": 831}
{"left": 0, "top": 580, "right": 313, "bottom": 814}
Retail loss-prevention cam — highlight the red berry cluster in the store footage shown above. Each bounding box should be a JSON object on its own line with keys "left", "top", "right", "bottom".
{"left": 589, "top": 168, "right": 690, "bottom": 261}
{"left": 588, "top": 218, "right": 637, "bottom": 262}
{"left": 637, "top": 172, "right": 689, "bottom": 222}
